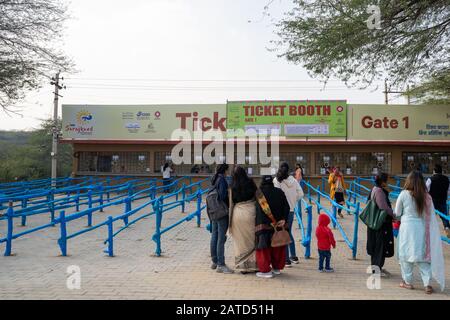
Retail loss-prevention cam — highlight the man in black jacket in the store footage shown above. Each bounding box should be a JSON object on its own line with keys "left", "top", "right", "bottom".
{"left": 426, "top": 164, "right": 450, "bottom": 238}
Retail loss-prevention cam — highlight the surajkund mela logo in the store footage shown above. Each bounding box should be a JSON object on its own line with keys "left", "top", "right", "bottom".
{"left": 76, "top": 110, "right": 93, "bottom": 125}
{"left": 65, "top": 110, "right": 94, "bottom": 135}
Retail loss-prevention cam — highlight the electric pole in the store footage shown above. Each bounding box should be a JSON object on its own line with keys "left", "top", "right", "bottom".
{"left": 50, "top": 72, "right": 65, "bottom": 188}
{"left": 383, "top": 79, "right": 411, "bottom": 105}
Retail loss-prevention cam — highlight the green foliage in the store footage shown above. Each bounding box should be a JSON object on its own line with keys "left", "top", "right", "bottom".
{"left": 406, "top": 70, "right": 450, "bottom": 104}
{"left": 275, "top": 0, "right": 450, "bottom": 88}
{"left": 0, "top": 118, "right": 72, "bottom": 183}
{"left": 0, "top": 0, "right": 73, "bottom": 113}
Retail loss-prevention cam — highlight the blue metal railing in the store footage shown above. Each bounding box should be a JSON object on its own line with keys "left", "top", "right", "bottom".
{"left": 302, "top": 180, "right": 361, "bottom": 259}
{"left": 0, "top": 176, "right": 199, "bottom": 256}
{"left": 347, "top": 178, "right": 450, "bottom": 244}
{"left": 294, "top": 198, "right": 313, "bottom": 258}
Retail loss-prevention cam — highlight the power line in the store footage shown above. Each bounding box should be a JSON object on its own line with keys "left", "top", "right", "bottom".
{"left": 66, "top": 85, "right": 365, "bottom": 92}
{"left": 64, "top": 77, "right": 347, "bottom": 82}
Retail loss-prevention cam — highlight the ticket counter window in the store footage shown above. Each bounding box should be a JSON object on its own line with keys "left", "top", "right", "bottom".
{"left": 279, "top": 153, "right": 311, "bottom": 176}
{"left": 315, "top": 152, "right": 391, "bottom": 175}
{"left": 78, "top": 152, "right": 150, "bottom": 174}
{"left": 402, "top": 152, "right": 450, "bottom": 174}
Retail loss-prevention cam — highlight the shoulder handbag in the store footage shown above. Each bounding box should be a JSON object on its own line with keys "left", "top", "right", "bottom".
{"left": 359, "top": 192, "right": 388, "bottom": 231}
{"left": 255, "top": 189, "right": 292, "bottom": 247}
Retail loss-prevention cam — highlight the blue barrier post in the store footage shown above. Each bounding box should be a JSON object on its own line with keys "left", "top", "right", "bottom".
{"left": 196, "top": 191, "right": 202, "bottom": 227}
{"left": 352, "top": 202, "right": 360, "bottom": 259}
{"left": 321, "top": 177, "right": 325, "bottom": 192}
{"left": 123, "top": 197, "right": 131, "bottom": 225}
{"left": 75, "top": 190, "right": 80, "bottom": 212}
{"left": 150, "top": 186, "right": 156, "bottom": 200}
{"left": 4, "top": 203, "right": 13, "bottom": 256}
{"left": 153, "top": 197, "right": 163, "bottom": 256}
{"left": 317, "top": 186, "right": 321, "bottom": 215}
{"left": 21, "top": 198, "right": 27, "bottom": 226}
{"left": 106, "top": 216, "right": 114, "bottom": 257}
{"left": 189, "top": 177, "right": 193, "bottom": 194}
{"left": 305, "top": 205, "right": 312, "bottom": 259}
{"left": 181, "top": 184, "right": 186, "bottom": 213}
{"left": 47, "top": 189, "right": 55, "bottom": 222}
{"left": 58, "top": 211, "right": 67, "bottom": 256}
{"left": 332, "top": 205, "right": 337, "bottom": 229}
{"left": 308, "top": 183, "right": 311, "bottom": 204}
{"left": 128, "top": 183, "right": 133, "bottom": 197}
{"left": 99, "top": 185, "right": 104, "bottom": 212}
{"left": 87, "top": 189, "right": 93, "bottom": 227}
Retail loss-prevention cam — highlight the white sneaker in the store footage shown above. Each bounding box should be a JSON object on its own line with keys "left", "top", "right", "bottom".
{"left": 256, "top": 272, "right": 273, "bottom": 278}
{"left": 272, "top": 269, "right": 281, "bottom": 275}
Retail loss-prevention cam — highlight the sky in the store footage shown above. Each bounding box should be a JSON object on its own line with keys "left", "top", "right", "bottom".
{"left": 0, "top": 0, "right": 408, "bottom": 131}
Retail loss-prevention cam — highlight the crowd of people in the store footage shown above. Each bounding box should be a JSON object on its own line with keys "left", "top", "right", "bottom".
{"left": 205, "top": 162, "right": 448, "bottom": 294}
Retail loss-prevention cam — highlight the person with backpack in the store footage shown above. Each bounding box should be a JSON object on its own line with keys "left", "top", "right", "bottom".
{"left": 426, "top": 164, "right": 450, "bottom": 238}
{"left": 273, "top": 162, "right": 304, "bottom": 267}
{"left": 206, "top": 163, "right": 233, "bottom": 274}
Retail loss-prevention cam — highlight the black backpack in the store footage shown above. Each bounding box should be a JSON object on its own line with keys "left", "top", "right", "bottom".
{"left": 206, "top": 178, "right": 229, "bottom": 221}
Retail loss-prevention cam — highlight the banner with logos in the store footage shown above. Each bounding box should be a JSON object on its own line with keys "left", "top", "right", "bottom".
{"left": 226, "top": 100, "right": 347, "bottom": 137}
{"left": 348, "top": 104, "right": 450, "bottom": 140}
{"left": 62, "top": 104, "right": 226, "bottom": 140}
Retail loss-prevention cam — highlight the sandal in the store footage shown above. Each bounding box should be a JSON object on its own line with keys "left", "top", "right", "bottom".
{"left": 399, "top": 281, "right": 414, "bottom": 290}
{"left": 425, "top": 286, "right": 433, "bottom": 294}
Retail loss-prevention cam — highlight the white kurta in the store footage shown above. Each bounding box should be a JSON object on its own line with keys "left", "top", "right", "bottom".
{"left": 395, "top": 190, "right": 446, "bottom": 291}
{"left": 395, "top": 190, "right": 427, "bottom": 262}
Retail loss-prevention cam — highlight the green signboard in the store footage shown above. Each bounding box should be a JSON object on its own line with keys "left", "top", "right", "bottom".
{"left": 226, "top": 100, "right": 347, "bottom": 137}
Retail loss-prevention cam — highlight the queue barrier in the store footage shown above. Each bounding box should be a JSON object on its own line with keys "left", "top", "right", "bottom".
{"left": 0, "top": 176, "right": 198, "bottom": 256}
{"left": 302, "top": 180, "right": 361, "bottom": 259}
{"left": 347, "top": 178, "right": 450, "bottom": 244}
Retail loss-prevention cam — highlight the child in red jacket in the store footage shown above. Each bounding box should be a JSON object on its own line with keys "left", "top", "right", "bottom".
{"left": 315, "top": 213, "right": 336, "bottom": 272}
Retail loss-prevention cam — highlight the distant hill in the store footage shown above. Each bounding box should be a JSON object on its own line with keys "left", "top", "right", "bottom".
{"left": 0, "top": 130, "right": 32, "bottom": 146}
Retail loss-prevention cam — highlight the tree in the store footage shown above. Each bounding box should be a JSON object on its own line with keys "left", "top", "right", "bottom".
{"left": 0, "top": 118, "right": 73, "bottom": 182}
{"left": 0, "top": 0, "right": 72, "bottom": 113}
{"left": 275, "top": 0, "right": 450, "bottom": 89}
{"left": 405, "top": 70, "right": 450, "bottom": 104}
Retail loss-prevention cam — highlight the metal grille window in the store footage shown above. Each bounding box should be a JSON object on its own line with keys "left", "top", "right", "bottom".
{"left": 315, "top": 152, "right": 392, "bottom": 175}
{"left": 279, "top": 152, "right": 311, "bottom": 176}
{"left": 155, "top": 149, "right": 215, "bottom": 175}
{"left": 402, "top": 152, "right": 450, "bottom": 174}
{"left": 78, "top": 152, "right": 150, "bottom": 174}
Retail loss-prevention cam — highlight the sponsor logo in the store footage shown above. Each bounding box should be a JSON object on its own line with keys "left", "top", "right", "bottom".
{"left": 154, "top": 111, "right": 161, "bottom": 120}
{"left": 121, "top": 112, "right": 135, "bottom": 120}
{"left": 144, "top": 123, "right": 156, "bottom": 133}
{"left": 125, "top": 122, "right": 140, "bottom": 133}
{"left": 337, "top": 106, "right": 344, "bottom": 113}
{"left": 76, "top": 110, "right": 93, "bottom": 125}
{"left": 65, "top": 110, "right": 94, "bottom": 135}
{"left": 125, "top": 122, "right": 140, "bottom": 129}
{"left": 137, "top": 111, "right": 151, "bottom": 120}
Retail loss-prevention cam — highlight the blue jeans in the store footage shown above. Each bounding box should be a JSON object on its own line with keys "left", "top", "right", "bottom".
{"left": 285, "top": 211, "right": 297, "bottom": 260}
{"left": 210, "top": 216, "right": 229, "bottom": 266}
{"left": 318, "top": 250, "right": 332, "bottom": 270}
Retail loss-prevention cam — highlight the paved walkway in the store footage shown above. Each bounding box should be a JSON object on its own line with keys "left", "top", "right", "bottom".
{"left": 0, "top": 195, "right": 449, "bottom": 300}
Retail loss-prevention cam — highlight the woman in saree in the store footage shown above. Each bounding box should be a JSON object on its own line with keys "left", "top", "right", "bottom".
{"left": 395, "top": 170, "right": 445, "bottom": 294}
{"left": 229, "top": 166, "right": 258, "bottom": 274}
